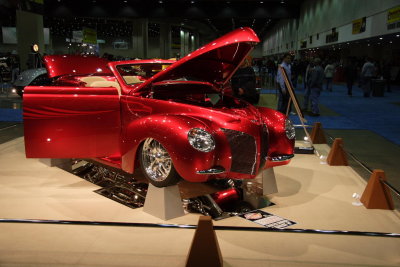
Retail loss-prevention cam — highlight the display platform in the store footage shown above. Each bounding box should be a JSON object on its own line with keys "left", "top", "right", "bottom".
{"left": 0, "top": 137, "right": 399, "bottom": 266}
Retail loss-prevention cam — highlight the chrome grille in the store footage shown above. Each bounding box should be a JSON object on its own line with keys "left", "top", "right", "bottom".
{"left": 221, "top": 128, "right": 256, "bottom": 175}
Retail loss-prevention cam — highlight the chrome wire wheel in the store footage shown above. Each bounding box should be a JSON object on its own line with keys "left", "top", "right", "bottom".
{"left": 141, "top": 138, "right": 173, "bottom": 182}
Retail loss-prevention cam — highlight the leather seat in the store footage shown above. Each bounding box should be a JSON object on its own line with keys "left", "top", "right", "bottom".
{"left": 123, "top": 76, "right": 144, "bottom": 85}
{"left": 90, "top": 80, "right": 121, "bottom": 95}
{"left": 81, "top": 76, "right": 107, "bottom": 86}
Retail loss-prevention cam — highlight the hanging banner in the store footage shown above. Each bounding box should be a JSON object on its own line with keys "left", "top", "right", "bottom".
{"left": 83, "top": 28, "right": 97, "bottom": 44}
{"left": 352, "top": 17, "right": 366, "bottom": 34}
{"left": 387, "top": 6, "right": 400, "bottom": 24}
{"left": 72, "top": 30, "right": 83, "bottom": 43}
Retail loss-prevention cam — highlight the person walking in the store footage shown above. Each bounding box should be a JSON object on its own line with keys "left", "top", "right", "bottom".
{"left": 361, "top": 57, "right": 376, "bottom": 97}
{"left": 344, "top": 58, "right": 357, "bottom": 96}
{"left": 324, "top": 61, "right": 335, "bottom": 91}
{"left": 308, "top": 58, "right": 324, "bottom": 116}
{"left": 276, "top": 53, "right": 292, "bottom": 114}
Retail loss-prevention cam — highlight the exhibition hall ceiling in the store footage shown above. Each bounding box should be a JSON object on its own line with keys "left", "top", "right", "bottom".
{"left": 1, "top": 0, "right": 303, "bottom": 37}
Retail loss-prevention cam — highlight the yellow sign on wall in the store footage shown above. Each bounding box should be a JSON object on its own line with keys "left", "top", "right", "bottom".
{"left": 83, "top": 28, "right": 97, "bottom": 44}
{"left": 352, "top": 17, "right": 366, "bottom": 34}
{"left": 387, "top": 6, "right": 400, "bottom": 24}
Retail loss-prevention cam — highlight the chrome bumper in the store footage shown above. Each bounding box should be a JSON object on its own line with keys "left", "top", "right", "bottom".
{"left": 269, "top": 154, "right": 294, "bottom": 162}
{"left": 197, "top": 167, "right": 225, "bottom": 174}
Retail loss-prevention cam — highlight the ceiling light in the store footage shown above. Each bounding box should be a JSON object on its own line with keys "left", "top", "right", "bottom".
{"left": 396, "top": 34, "right": 399, "bottom": 37}
{"left": 260, "top": 1, "right": 264, "bottom": 3}
{"left": 124, "top": 0, "right": 127, "bottom": 2}
{"left": 379, "top": 37, "right": 383, "bottom": 40}
{"left": 158, "top": 0, "right": 163, "bottom": 3}
{"left": 190, "top": 0, "right": 195, "bottom": 3}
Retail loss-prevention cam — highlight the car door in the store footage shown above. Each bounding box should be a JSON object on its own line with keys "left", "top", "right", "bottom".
{"left": 24, "top": 86, "right": 121, "bottom": 158}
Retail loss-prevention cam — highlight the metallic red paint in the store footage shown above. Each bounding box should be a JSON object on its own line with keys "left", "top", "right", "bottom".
{"left": 44, "top": 55, "right": 112, "bottom": 78}
{"left": 24, "top": 86, "right": 120, "bottom": 158}
{"left": 24, "top": 28, "right": 294, "bottom": 184}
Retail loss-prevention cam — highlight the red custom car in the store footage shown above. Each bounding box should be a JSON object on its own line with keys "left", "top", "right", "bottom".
{"left": 23, "top": 28, "right": 295, "bottom": 187}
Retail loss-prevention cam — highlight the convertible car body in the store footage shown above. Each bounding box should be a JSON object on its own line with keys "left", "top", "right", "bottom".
{"left": 24, "top": 27, "right": 295, "bottom": 187}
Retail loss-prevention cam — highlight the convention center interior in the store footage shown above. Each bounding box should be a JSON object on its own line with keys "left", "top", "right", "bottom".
{"left": 0, "top": 0, "right": 399, "bottom": 266}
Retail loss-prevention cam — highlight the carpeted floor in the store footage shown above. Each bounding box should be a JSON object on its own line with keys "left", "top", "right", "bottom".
{"left": 261, "top": 83, "right": 400, "bottom": 146}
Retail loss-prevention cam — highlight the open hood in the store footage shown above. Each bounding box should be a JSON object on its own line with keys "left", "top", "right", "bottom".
{"left": 44, "top": 55, "right": 112, "bottom": 78}
{"left": 135, "top": 27, "right": 260, "bottom": 93}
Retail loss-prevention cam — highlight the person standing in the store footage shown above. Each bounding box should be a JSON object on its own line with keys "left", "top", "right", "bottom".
{"left": 302, "top": 60, "right": 314, "bottom": 112}
{"left": 361, "top": 57, "right": 376, "bottom": 97}
{"left": 324, "top": 61, "right": 335, "bottom": 91}
{"left": 382, "top": 61, "right": 392, "bottom": 92}
{"left": 344, "top": 58, "right": 357, "bottom": 96}
{"left": 291, "top": 59, "right": 299, "bottom": 89}
{"left": 276, "top": 53, "right": 292, "bottom": 114}
{"left": 308, "top": 58, "right": 324, "bottom": 116}
{"left": 231, "top": 55, "right": 259, "bottom": 104}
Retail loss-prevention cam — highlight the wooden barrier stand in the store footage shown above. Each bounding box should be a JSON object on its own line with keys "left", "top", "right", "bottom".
{"left": 310, "top": 122, "right": 327, "bottom": 144}
{"left": 186, "top": 216, "right": 223, "bottom": 267}
{"left": 327, "top": 138, "right": 348, "bottom": 166}
{"left": 360, "top": 170, "right": 394, "bottom": 210}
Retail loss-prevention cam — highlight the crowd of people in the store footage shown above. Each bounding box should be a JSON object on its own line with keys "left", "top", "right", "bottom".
{"left": 251, "top": 54, "right": 396, "bottom": 117}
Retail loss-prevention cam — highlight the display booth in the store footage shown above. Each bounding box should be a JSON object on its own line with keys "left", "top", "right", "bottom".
{"left": 0, "top": 137, "right": 399, "bottom": 266}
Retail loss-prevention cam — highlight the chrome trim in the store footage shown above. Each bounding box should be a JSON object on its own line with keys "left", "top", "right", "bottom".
{"left": 269, "top": 154, "right": 294, "bottom": 162}
{"left": 197, "top": 167, "right": 225, "bottom": 174}
{"left": 141, "top": 138, "right": 172, "bottom": 182}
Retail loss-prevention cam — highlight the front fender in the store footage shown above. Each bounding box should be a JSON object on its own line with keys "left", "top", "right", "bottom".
{"left": 257, "top": 107, "right": 295, "bottom": 167}
{"left": 121, "top": 114, "right": 219, "bottom": 182}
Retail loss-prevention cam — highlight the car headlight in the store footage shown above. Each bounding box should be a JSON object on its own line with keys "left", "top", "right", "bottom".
{"left": 285, "top": 118, "right": 295, "bottom": 139}
{"left": 188, "top": 128, "right": 215, "bottom": 152}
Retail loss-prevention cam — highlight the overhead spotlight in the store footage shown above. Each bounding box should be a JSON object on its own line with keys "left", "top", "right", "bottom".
{"left": 396, "top": 34, "right": 399, "bottom": 37}
{"left": 379, "top": 37, "right": 383, "bottom": 40}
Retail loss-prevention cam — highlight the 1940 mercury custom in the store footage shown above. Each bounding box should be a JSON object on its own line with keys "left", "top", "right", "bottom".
{"left": 24, "top": 28, "right": 295, "bottom": 187}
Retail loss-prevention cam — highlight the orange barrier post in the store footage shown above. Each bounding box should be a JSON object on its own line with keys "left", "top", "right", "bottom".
{"left": 326, "top": 138, "right": 348, "bottom": 166}
{"left": 186, "top": 216, "right": 223, "bottom": 267}
{"left": 360, "top": 170, "right": 394, "bottom": 210}
{"left": 310, "top": 122, "right": 327, "bottom": 144}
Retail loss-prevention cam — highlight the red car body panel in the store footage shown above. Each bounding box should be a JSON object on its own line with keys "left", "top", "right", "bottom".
{"left": 24, "top": 86, "right": 121, "bottom": 158}
{"left": 43, "top": 55, "right": 112, "bottom": 78}
{"left": 23, "top": 28, "right": 294, "bottom": 183}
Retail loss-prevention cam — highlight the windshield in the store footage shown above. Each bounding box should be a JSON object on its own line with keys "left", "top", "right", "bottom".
{"left": 116, "top": 63, "right": 172, "bottom": 85}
